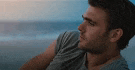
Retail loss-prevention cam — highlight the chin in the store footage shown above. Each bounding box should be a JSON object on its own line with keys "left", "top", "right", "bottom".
{"left": 78, "top": 42, "right": 105, "bottom": 54}
{"left": 78, "top": 42, "right": 83, "bottom": 48}
{"left": 78, "top": 42, "right": 88, "bottom": 51}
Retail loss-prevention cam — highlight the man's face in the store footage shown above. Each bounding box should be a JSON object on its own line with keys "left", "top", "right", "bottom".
{"left": 78, "top": 6, "right": 110, "bottom": 54}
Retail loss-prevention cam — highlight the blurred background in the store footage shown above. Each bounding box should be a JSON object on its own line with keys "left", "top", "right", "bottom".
{"left": 0, "top": 0, "right": 135, "bottom": 70}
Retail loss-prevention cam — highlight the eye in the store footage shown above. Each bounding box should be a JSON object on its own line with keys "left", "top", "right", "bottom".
{"left": 88, "top": 21, "right": 95, "bottom": 26}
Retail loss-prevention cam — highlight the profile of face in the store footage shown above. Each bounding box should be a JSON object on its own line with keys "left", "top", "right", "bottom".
{"left": 78, "top": 6, "right": 111, "bottom": 54}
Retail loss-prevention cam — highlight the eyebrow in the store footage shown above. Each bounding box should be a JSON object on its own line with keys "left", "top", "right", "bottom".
{"left": 82, "top": 15, "right": 96, "bottom": 23}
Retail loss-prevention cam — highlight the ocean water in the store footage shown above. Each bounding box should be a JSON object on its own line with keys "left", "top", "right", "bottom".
{"left": 0, "top": 21, "right": 135, "bottom": 70}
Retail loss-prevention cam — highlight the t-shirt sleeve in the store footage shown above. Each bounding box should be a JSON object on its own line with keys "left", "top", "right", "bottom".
{"left": 55, "top": 31, "right": 67, "bottom": 54}
{"left": 46, "top": 31, "right": 86, "bottom": 70}
{"left": 55, "top": 30, "right": 82, "bottom": 54}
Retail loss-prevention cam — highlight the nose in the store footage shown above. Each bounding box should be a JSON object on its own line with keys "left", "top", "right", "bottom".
{"left": 78, "top": 23, "right": 85, "bottom": 32}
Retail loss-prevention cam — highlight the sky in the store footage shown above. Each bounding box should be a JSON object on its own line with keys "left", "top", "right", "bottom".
{"left": 0, "top": 0, "right": 87, "bottom": 1}
{"left": 0, "top": 0, "right": 88, "bottom": 21}
{"left": 0, "top": 0, "right": 134, "bottom": 21}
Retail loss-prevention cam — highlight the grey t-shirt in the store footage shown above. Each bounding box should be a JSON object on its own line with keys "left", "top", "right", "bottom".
{"left": 46, "top": 31, "right": 129, "bottom": 70}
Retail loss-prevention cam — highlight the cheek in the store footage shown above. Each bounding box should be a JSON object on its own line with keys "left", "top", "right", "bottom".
{"left": 84, "top": 30, "right": 105, "bottom": 45}
{"left": 85, "top": 30, "right": 99, "bottom": 40}
{"left": 86, "top": 27, "right": 106, "bottom": 37}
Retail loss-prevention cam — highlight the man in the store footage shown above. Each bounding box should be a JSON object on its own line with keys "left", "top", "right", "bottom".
{"left": 20, "top": 0, "right": 135, "bottom": 70}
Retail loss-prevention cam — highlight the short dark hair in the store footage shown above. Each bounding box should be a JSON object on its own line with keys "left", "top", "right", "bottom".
{"left": 88, "top": 0, "right": 135, "bottom": 50}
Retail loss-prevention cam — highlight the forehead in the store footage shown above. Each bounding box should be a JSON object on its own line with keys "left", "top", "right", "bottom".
{"left": 84, "top": 6, "right": 108, "bottom": 25}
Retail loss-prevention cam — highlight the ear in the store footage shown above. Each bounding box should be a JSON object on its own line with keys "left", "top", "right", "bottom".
{"left": 109, "top": 28, "right": 123, "bottom": 42}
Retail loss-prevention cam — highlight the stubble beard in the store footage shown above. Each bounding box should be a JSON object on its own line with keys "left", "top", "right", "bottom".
{"left": 78, "top": 33, "right": 109, "bottom": 55}
{"left": 78, "top": 41, "right": 108, "bottom": 55}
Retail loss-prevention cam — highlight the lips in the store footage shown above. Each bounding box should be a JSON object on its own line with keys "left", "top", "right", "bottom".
{"left": 80, "top": 35, "right": 85, "bottom": 40}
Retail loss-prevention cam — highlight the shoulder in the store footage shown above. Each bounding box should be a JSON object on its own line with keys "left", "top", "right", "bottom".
{"left": 115, "top": 57, "right": 130, "bottom": 70}
{"left": 62, "top": 30, "right": 80, "bottom": 43}
{"left": 46, "top": 31, "right": 86, "bottom": 70}
{"left": 55, "top": 30, "right": 80, "bottom": 54}
{"left": 101, "top": 56, "right": 130, "bottom": 70}
{"left": 58, "top": 30, "right": 80, "bottom": 40}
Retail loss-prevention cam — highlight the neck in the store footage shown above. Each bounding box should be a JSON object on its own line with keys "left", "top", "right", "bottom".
{"left": 86, "top": 49, "right": 120, "bottom": 70}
